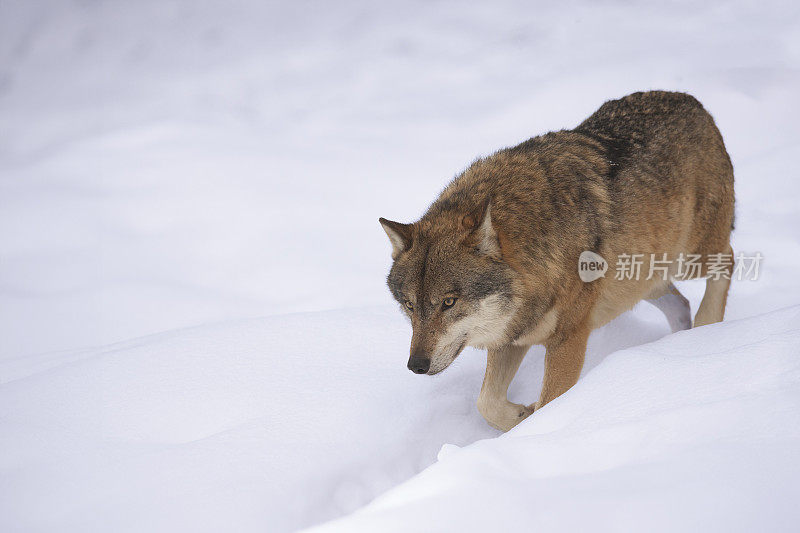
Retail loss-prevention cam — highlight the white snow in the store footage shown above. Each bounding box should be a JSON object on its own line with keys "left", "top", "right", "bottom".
{"left": 308, "top": 306, "right": 800, "bottom": 533}
{"left": 1, "top": 1, "right": 799, "bottom": 531}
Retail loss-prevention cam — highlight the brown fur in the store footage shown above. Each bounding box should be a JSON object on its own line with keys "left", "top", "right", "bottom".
{"left": 380, "top": 91, "right": 734, "bottom": 431}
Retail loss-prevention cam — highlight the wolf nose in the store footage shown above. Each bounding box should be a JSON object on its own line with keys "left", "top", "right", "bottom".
{"left": 407, "top": 357, "right": 430, "bottom": 374}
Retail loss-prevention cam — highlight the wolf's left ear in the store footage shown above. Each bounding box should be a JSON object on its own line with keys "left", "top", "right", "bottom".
{"left": 463, "top": 200, "right": 502, "bottom": 258}
{"left": 379, "top": 218, "right": 412, "bottom": 259}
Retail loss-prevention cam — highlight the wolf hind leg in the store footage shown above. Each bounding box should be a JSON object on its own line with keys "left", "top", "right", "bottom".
{"left": 646, "top": 282, "right": 692, "bottom": 332}
{"left": 478, "top": 343, "right": 532, "bottom": 432}
{"left": 694, "top": 245, "right": 733, "bottom": 327}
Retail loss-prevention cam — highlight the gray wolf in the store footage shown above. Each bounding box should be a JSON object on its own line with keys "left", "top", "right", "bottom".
{"left": 380, "top": 91, "right": 734, "bottom": 431}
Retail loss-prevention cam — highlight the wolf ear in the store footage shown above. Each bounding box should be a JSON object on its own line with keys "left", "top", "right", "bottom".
{"left": 462, "top": 200, "right": 501, "bottom": 258}
{"left": 379, "top": 218, "right": 413, "bottom": 259}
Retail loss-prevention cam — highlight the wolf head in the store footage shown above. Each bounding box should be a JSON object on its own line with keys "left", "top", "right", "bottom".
{"left": 380, "top": 200, "right": 522, "bottom": 375}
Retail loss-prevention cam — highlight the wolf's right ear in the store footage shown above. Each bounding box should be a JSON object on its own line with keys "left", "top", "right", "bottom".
{"left": 379, "top": 218, "right": 413, "bottom": 259}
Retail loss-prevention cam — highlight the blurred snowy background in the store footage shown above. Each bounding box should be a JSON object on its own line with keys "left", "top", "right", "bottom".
{"left": 1, "top": 1, "right": 799, "bottom": 532}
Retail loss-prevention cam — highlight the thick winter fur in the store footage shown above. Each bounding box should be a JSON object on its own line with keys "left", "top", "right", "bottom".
{"left": 380, "top": 91, "right": 735, "bottom": 431}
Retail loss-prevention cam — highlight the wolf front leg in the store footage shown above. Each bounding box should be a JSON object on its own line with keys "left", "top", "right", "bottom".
{"left": 536, "top": 326, "right": 590, "bottom": 409}
{"left": 477, "top": 343, "right": 532, "bottom": 432}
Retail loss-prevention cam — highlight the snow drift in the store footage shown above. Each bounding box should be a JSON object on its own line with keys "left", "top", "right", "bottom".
{"left": 310, "top": 306, "right": 800, "bottom": 533}
{"left": 2, "top": 305, "right": 800, "bottom": 532}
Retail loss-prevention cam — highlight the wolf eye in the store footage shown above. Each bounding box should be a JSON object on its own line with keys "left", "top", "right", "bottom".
{"left": 442, "top": 297, "right": 457, "bottom": 309}
{"left": 404, "top": 300, "right": 414, "bottom": 311}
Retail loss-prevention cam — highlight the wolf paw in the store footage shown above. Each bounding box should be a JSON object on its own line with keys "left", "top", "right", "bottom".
{"left": 518, "top": 404, "right": 535, "bottom": 418}
{"left": 478, "top": 400, "right": 530, "bottom": 432}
